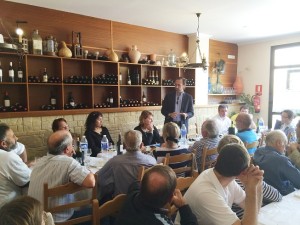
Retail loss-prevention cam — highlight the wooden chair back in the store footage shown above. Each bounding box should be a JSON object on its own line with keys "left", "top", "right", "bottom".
{"left": 92, "top": 194, "right": 127, "bottom": 225}
{"left": 43, "top": 175, "right": 97, "bottom": 225}
{"left": 201, "top": 147, "right": 218, "bottom": 173}
{"left": 163, "top": 153, "right": 197, "bottom": 177}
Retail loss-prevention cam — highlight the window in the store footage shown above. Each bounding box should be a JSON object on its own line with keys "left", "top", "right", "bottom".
{"left": 269, "top": 43, "right": 300, "bottom": 128}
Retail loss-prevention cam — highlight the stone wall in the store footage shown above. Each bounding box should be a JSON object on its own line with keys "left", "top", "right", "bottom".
{"left": 0, "top": 105, "right": 240, "bottom": 160}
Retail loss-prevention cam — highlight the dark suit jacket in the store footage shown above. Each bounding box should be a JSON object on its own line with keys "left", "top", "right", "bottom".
{"left": 161, "top": 91, "right": 194, "bottom": 130}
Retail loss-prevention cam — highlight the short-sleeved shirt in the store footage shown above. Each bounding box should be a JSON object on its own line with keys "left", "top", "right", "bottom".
{"left": 28, "top": 154, "right": 90, "bottom": 222}
{"left": 175, "top": 168, "right": 245, "bottom": 225}
{"left": 10, "top": 142, "right": 25, "bottom": 155}
{"left": 0, "top": 149, "right": 31, "bottom": 208}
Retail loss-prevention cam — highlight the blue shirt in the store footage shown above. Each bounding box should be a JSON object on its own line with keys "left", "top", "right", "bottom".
{"left": 236, "top": 129, "right": 258, "bottom": 154}
{"left": 254, "top": 146, "right": 300, "bottom": 195}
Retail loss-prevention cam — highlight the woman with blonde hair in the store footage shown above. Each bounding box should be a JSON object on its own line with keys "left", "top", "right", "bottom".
{"left": 153, "top": 122, "right": 190, "bottom": 163}
{"left": 134, "top": 110, "right": 161, "bottom": 146}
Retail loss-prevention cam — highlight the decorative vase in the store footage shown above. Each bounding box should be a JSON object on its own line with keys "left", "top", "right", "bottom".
{"left": 128, "top": 45, "right": 141, "bottom": 63}
{"left": 211, "top": 73, "right": 224, "bottom": 94}
{"left": 233, "top": 76, "right": 244, "bottom": 94}
{"left": 58, "top": 41, "right": 72, "bottom": 58}
{"left": 107, "top": 48, "right": 119, "bottom": 62}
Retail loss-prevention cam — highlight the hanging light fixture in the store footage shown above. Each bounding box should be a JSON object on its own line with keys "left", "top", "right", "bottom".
{"left": 185, "top": 13, "right": 208, "bottom": 70}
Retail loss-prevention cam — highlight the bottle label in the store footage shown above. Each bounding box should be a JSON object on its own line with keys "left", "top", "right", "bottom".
{"left": 143, "top": 97, "right": 146, "bottom": 102}
{"left": 43, "top": 75, "right": 48, "bottom": 82}
{"left": 50, "top": 98, "right": 56, "bottom": 105}
{"left": 70, "top": 101, "right": 75, "bottom": 107}
{"left": 33, "top": 40, "right": 43, "bottom": 54}
{"left": 110, "top": 98, "right": 113, "bottom": 104}
{"left": 0, "top": 70, "right": 2, "bottom": 78}
{"left": 18, "top": 71, "right": 23, "bottom": 78}
{"left": 101, "top": 141, "right": 109, "bottom": 151}
{"left": 4, "top": 99, "right": 10, "bottom": 107}
{"left": 9, "top": 70, "right": 14, "bottom": 78}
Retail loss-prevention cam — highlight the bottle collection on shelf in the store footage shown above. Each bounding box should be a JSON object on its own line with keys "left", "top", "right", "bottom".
{"left": 0, "top": 91, "right": 28, "bottom": 112}
{"left": 63, "top": 92, "right": 88, "bottom": 110}
{"left": 0, "top": 61, "right": 25, "bottom": 83}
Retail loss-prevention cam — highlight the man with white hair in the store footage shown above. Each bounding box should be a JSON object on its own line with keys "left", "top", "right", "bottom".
{"left": 254, "top": 130, "right": 300, "bottom": 195}
{"left": 97, "top": 130, "right": 156, "bottom": 202}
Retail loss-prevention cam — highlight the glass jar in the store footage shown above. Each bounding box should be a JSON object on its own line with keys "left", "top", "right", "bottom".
{"left": 167, "top": 49, "right": 176, "bottom": 66}
{"left": 30, "top": 29, "right": 43, "bottom": 55}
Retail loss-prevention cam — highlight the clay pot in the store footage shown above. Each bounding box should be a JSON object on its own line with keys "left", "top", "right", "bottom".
{"left": 106, "top": 48, "right": 119, "bottom": 62}
{"left": 128, "top": 45, "right": 141, "bottom": 63}
{"left": 233, "top": 76, "right": 244, "bottom": 95}
{"left": 58, "top": 41, "right": 72, "bottom": 58}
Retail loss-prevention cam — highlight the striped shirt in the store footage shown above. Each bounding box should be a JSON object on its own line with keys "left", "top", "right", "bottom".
{"left": 28, "top": 154, "right": 90, "bottom": 222}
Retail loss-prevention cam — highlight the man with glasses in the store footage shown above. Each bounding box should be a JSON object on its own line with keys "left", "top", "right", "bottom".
{"left": 0, "top": 123, "right": 31, "bottom": 208}
{"left": 161, "top": 77, "right": 194, "bottom": 131}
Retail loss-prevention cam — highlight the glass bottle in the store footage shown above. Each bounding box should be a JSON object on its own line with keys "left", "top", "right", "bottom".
{"left": 109, "top": 91, "right": 114, "bottom": 107}
{"left": 68, "top": 92, "right": 75, "bottom": 107}
{"left": 117, "top": 131, "right": 122, "bottom": 155}
{"left": 142, "top": 91, "right": 146, "bottom": 103}
{"left": 0, "top": 61, "right": 2, "bottom": 82}
{"left": 50, "top": 91, "right": 57, "bottom": 107}
{"left": 17, "top": 61, "right": 23, "bottom": 82}
{"left": 8, "top": 62, "right": 14, "bottom": 82}
{"left": 42, "top": 68, "right": 48, "bottom": 83}
{"left": 31, "top": 29, "right": 43, "bottom": 55}
{"left": 4, "top": 91, "right": 10, "bottom": 107}
{"left": 119, "top": 72, "right": 122, "bottom": 85}
{"left": 167, "top": 49, "right": 176, "bottom": 66}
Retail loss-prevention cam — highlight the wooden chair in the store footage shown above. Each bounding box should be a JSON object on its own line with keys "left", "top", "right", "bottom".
{"left": 163, "top": 153, "right": 197, "bottom": 177}
{"left": 43, "top": 175, "right": 97, "bottom": 225}
{"left": 201, "top": 147, "right": 218, "bottom": 173}
{"left": 92, "top": 194, "right": 127, "bottom": 225}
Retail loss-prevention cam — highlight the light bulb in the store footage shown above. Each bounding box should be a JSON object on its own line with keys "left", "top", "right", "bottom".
{"left": 16, "top": 27, "right": 24, "bottom": 43}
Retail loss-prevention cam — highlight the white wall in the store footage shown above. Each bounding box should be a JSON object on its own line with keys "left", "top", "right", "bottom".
{"left": 237, "top": 34, "right": 300, "bottom": 125}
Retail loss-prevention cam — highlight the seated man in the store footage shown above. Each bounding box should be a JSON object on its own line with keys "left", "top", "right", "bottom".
{"left": 236, "top": 113, "right": 258, "bottom": 155}
{"left": 287, "top": 120, "right": 300, "bottom": 169}
{"left": 175, "top": 143, "right": 264, "bottom": 225}
{"left": 0, "top": 123, "right": 31, "bottom": 208}
{"left": 275, "top": 109, "right": 297, "bottom": 143}
{"left": 10, "top": 141, "right": 28, "bottom": 164}
{"left": 97, "top": 130, "right": 156, "bottom": 202}
{"left": 28, "top": 130, "right": 95, "bottom": 223}
{"left": 231, "top": 105, "right": 256, "bottom": 130}
{"left": 189, "top": 119, "right": 220, "bottom": 172}
{"left": 212, "top": 104, "right": 231, "bottom": 135}
{"left": 115, "top": 165, "right": 198, "bottom": 225}
{"left": 254, "top": 130, "right": 300, "bottom": 195}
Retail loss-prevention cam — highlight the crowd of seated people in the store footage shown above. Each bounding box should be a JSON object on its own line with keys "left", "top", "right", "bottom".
{"left": 2, "top": 106, "right": 300, "bottom": 225}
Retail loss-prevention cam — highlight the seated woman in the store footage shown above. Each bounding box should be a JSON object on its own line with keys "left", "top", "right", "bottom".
{"left": 153, "top": 122, "right": 190, "bottom": 163}
{"left": 0, "top": 196, "right": 54, "bottom": 225}
{"left": 51, "top": 118, "right": 69, "bottom": 132}
{"left": 217, "top": 134, "right": 282, "bottom": 219}
{"left": 84, "top": 111, "right": 114, "bottom": 157}
{"left": 134, "top": 110, "right": 161, "bottom": 146}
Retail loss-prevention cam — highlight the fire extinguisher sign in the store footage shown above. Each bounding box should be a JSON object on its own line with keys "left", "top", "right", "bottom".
{"left": 255, "top": 85, "right": 262, "bottom": 96}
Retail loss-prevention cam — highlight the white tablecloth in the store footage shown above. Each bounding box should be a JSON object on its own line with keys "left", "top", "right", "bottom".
{"left": 86, "top": 151, "right": 117, "bottom": 174}
{"left": 258, "top": 190, "right": 300, "bottom": 225}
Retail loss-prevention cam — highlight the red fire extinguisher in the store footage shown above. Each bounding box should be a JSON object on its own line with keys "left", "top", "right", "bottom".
{"left": 252, "top": 94, "right": 261, "bottom": 113}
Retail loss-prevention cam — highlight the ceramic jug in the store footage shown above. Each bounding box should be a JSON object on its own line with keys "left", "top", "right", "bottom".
{"left": 58, "top": 41, "right": 72, "bottom": 58}
{"left": 128, "top": 45, "right": 141, "bottom": 64}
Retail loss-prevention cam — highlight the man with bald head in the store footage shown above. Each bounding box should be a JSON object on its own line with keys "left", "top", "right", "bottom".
{"left": 115, "top": 165, "right": 197, "bottom": 225}
{"left": 28, "top": 130, "right": 95, "bottom": 223}
{"left": 236, "top": 113, "right": 258, "bottom": 155}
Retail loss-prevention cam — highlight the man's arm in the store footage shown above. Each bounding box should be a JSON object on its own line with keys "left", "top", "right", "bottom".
{"left": 234, "top": 165, "right": 263, "bottom": 225}
{"left": 81, "top": 173, "right": 95, "bottom": 187}
{"left": 19, "top": 149, "right": 28, "bottom": 163}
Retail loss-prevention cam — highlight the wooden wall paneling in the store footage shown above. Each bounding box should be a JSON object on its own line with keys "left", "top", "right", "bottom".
{"left": 209, "top": 39, "right": 238, "bottom": 87}
{"left": 113, "top": 22, "right": 188, "bottom": 58}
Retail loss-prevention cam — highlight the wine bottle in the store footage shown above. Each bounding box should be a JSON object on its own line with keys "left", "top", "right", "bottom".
{"left": 17, "top": 61, "right": 23, "bottom": 82}
{"left": 142, "top": 91, "right": 146, "bottom": 103}
{"left": 155, "top": 71, "right": 159, "bottom": 85}
{"left": 68, "top": 92, "right": 75, "bottom": 107}
{"left": 127, "top": 74, "right": 131, "bottom": 85}
{"left": 0, "top": 61, "right": 3, "bottom": 82}
{"left": 119, "top": 72, "right": 122, "bottom": 85}
{"left": 8, "top": 62, "right": 14, "bottom": 82}
{"left": 136, "top": 69, "right": 140, "bottom": 85}
{"left": 50, "top": 91, "right": 57, "bottom": 107}
{"left": 4, "top": 91, "right": 10, "bottom": 107}
{"left": 109, "top": 91, "right": 114, "bottom": 107}
{"left": 42, "top": 68, "right": 48, "bottom": 83}
{"left": 117, "top": 131, "right": 123, "bottom": 155}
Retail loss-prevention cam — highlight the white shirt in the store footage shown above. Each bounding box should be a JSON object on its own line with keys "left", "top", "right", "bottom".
{"left": 175, "top": 168, "right": 245, "bottom": 225}
{"left": 213, "top": 114, "right": 231, "bottom": 135}
{"left": 10, "top": 142, "right": 25, "bottom": 155}
{"left": 0, "top": 149, "right": 31, "bottom": 208}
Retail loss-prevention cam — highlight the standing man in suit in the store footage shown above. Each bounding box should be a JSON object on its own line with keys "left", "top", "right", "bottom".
{"left": 161, "top": 77, "right": 194, "bottom": 130}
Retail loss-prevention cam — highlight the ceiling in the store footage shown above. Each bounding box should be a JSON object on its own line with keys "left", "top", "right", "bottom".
{"left": 7, "top": 0, "right": 300, "bottom": 45}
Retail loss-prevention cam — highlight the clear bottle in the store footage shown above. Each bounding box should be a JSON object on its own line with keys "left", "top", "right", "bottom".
{"left": 80, "top": 135, "right": 88, "bottom": 165}
{"left": 17, "top": 61, "right": 23, "bottom": 82}
{"left": 4, "top": 91, "right": 10, "bottom": 107}
{"left": 31, "top": 29, "right": 43, "bottom": 55}
{"left": 101, "top": 135, "right": 109, "bottom": 153}
{"left": 180, "top": 124, "right": 187, "bottom": 145}
{"left": 42, "top": 68, "right": 48, "bottom": 82}
{"left": 8, "top": 62, "right": 14, "bottom": 82}
{"left": 0, "top": 61, "right": 3, "bottom": 82}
